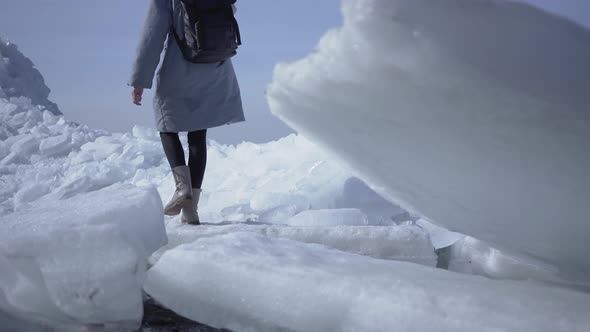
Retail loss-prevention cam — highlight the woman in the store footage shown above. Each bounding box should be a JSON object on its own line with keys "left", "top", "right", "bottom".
{"left": 128, "top": 0, "right": 245, "bottom": 225}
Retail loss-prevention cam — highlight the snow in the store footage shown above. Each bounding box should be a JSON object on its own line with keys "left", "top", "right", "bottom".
{"left": 0, "top": 37, "right": 61, "bottom": 115}
{"left": 145, "top": 232, "right": 590, "bottom": 332}
{"left": 267, "top": 0, "right": 590, "bottom": 278}
{"left": 39, "top": 133, "right": 73, "bottom": 158}
{"left": 0, "top": 183, "right": 166, "bottom": 330}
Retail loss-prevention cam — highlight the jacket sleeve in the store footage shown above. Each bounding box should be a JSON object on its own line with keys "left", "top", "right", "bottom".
{"left": 128, "top": 0, "right": 171, "bottom": 89}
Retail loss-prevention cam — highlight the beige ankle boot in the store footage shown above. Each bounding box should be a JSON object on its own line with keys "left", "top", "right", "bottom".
{"left": 164, "top": 165, "right": 193, "bottom": 216}
{"left": 181, "top": 188, "right": 201, "bottom": 225}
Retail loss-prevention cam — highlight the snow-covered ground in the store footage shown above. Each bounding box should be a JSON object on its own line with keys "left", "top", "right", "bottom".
{"left": 2, "top": 1, "right": 590, "bottom": 330}
{"left": 268, "top": 0, "right": 590, "bottom": 280}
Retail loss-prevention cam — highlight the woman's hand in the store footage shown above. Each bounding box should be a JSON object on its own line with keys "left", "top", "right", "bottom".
{"left": 132, "top": 86, "right": 144, "bottom": 106}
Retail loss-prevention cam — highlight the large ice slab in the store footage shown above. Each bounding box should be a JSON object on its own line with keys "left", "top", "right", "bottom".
{"left": 156, "top": 222, "right": 437, "bottom": 267}
{"left": 0, "top": 183, "right": 166, "bottom": 330}
{"left": 145, "top": 232, "right": 590, "bottom": 332}
{"left": 267, "top": 0, "right": 590, "bottom": 276}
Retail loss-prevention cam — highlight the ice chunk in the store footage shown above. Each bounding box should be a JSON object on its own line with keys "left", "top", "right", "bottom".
{"left": 198, "top": 135, "right": 353, "bottom": 223}
{"left": 38, "top": 133, "right": 72, "bottom": 158}
{"left": 131, "top": 125, "right": 159, "bottom": 141}
{"left": 267, "top": 0, "right": 590, "bottom": 275}
{"left": 29, "top": 123, "right": 51, "bottom": 138}
{"left": 417, "top": 219, "right": 464, "bottom": 250}
{"left": 13, "top": 182, "right": 51, "bottom": 210}
{"left": 0, "top": 123, "right": 17, "bottom": 141}
{"left": 146, "top": 232, "right": 590, "bottom": 332}
{"left": 445, "top": 236, "right": 589, "bottom": 286}
{"left": 0, "top": 151, "right": 27, "bottom": 166}
{"left": 0, "top": 141, "right": 8, "bottom": 160}
{"left": 42, "top": 110, "right": 58, "bottom": 125}
{"left": 250, "top": 191, "right": 309, "bottom": 213}
{"left": 258, "top": 204, "right": 303, "bottom": 224}
{"left": 286, "top": 208, "right": 368, "bottom": 226}
{"left": 78, "top": 137, "right": 124, "bottom": 162}
{"left": 0, "top": 183, "right": 166, "bottom": 329}
{"left": 159, "top": 223, "right": 436, "bottom": 266}
{"left": 9, "top": 135, "right": 39, "bottom": 156}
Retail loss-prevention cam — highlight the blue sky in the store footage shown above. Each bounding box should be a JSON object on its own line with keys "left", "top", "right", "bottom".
{"left": 0, "top": 0, "right": 588, "bottom": 144}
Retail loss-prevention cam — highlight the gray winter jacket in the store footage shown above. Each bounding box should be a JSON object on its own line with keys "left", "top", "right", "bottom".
{"left": 129, "top": 0, "right": 245, "bottom": 133}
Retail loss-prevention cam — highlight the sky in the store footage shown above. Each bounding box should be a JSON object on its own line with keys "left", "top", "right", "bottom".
{"left": 0, "top": 0, "right": 588, "bottom": 145}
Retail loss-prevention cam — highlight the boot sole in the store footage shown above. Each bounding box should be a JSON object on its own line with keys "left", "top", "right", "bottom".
{"left": 180, "top": 201, "right": 200, "bottom": 225}
{"left": 164, "top": 196, "right": 191, "bottom": 216}
{"left": 181, "top": 216, "right": 201, "bottom": 225}
{"left": 181, "top": 218, "right": 201, "bottom": 225}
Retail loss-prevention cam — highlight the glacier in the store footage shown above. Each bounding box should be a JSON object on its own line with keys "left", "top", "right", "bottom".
{"left": 267, "top": 0, "right": 590, "bottom": 279}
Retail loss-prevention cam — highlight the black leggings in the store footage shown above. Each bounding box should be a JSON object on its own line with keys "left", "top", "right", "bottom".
{"left": 160, "top": 130, "right": 207, "bottom": 189}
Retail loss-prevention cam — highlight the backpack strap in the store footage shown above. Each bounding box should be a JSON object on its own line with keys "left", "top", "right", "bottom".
{"left": 232, "top": 15, "right": 242, "bottom": 46}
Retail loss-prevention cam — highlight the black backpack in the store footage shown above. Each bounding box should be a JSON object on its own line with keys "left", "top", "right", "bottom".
{"left": 171, "top": 0, "right": 242, "bottom": 63}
